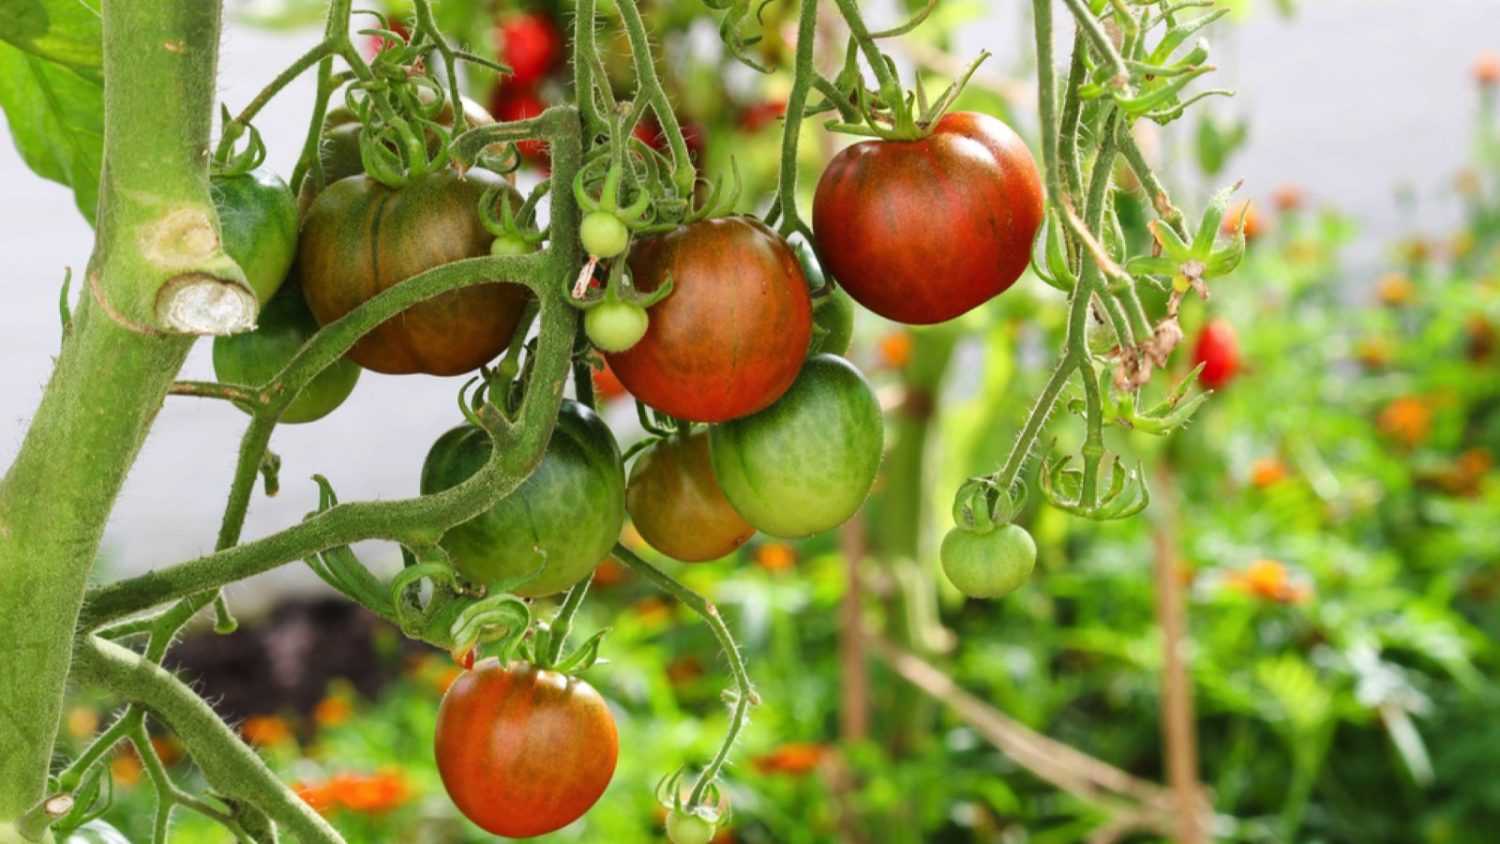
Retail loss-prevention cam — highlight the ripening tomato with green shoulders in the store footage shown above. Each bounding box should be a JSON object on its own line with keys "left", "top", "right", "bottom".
{"left": 627, "top": 430, "right": 755, "bottom": 563}
{"left": 435, "top": 659, "right": 618, "bottom": 838}
{"left": 298, "top": 168, "right": 530, "bottom": 376}
{"left": 606, "top": 216, "right": 812, "bottom": 422}
{"left": 812, "top": 111, "right": 1044, "bottom": 324}
{"left": 212, "top": 282, "right": 360, "bottom": 424}
{"left": 710, "top": 354, "right": 883, "bottom": 538}
{"left": 421, "top": 400, "right": 625, "bottom": 597}
{"left": 211, "top": 168, "right": 297, "bottom": 305}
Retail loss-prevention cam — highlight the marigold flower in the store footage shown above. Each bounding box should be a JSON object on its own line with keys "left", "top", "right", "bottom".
{"left": 754, "top": 542, "right": 797, "bottom": 572}
{"left": 753, "top": 742, "right": 828, "bottom": 776}
{"left": 1476, "top": 51, "right": 1500, "bottom": 86}
{"left": 314, "top": 695, "right": 353, "bottom": 729}
{"left": 1224, "top": 200, "right": 1263, "bottom": 240}
{"left": 1228, "top": 559, "right": 1311, "bottom": 605}
{"left": 1378, "top": 396, "right": 1431, "bottom": 447}
{"left": 1249, "top": 457, "right": 1288, "bottom": 489}
{"left": 242, "top": 714, "right": 294, "bottom": 747}
{"left": 878, "top": 331, "right": 912, "bottom": 369}
{"left": 1271, "top": 184, "right": 1304, "bottom": 212}
{"left": 1376, "top": 272, "right": 1415, "bottom": 306}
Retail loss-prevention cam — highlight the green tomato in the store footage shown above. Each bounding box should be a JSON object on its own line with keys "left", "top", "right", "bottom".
{"left": 581, "top": 210, "right": 630, "bottom": 258}
{"left": 420, "top": 400, "right": 625, "bottom": 598}
{"left": 65, "top": 820, "right": 130, "bottom": 844}
{"left": 491, "top": 235, "right": 536, "bottom": 256}
{"left": 709, "top": 354, "right": 883, "bottom": 538}
{"left": 212, "top": 283, "right": 360, "bottom": 424}
{"left": 212, "top": 168, "right": 298, "bottom": 304}
{"left": 586, "top": 300, "right": 650, "bottom": 353}
{"left": 666, "top": 810, "right": 718, "bottom": 844}
{"left": 940, "top": 523, "right": 1036, "bottom": 599}
{"left": 810, "top": 285, "right": 855, "bottom": 357}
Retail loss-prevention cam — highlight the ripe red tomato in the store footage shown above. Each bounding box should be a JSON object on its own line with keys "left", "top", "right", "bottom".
{"left": 738, "top": 99, "right": 787, "bottom": 132}
{"left": 632, "top": 115, "right": 706, "bottom": 165}
{"left": 812, "top": 111, "right": 1044, "bottom": 324}
{"left": 626, "top": 430, "right": 755, "bottom": 562}
{"left": 1193, "top": 318, "right": 1241, "bottom": 390}
{"left": 435, "top": 660, "right": 618, "bottom": 838}
{"left": 299, "top": 169, "right": 529, "bottom": 375}
{"left": 490, "top": 85, "right": 548, "bottom": 164}
{"left": 593, "top": 361, "right": 628, "bottom": 402}
{"left": 497, "top": 12, "right": 563, "bottom": 86}
{"left": 606, "top": 216, "right": 812, "bottom": 422}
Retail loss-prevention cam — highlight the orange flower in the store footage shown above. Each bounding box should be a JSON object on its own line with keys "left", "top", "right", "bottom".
{"left": 1249, "top": 457, "right": 1288, "bottom": 489}
{"left": 666, "top": 656, "right": 705, "bottom": 687}
{"left": 754, "top": 542, "right": 797, "bottom": 572}
{"left": 314, "top": 695, "right": 353, "bottom": 729}
{"left": 1378, "top": 396, "right": 1431, "bottom": 447}
{"left": 1376, "top": 272, "right": 1415, "bottom": 306}
{"left": 111, "top": 752, "right": 142, "bottom": 788}
{"left": 632, "top": 596, "right": 673, "bottom": 625}
{"left": 1271, "top": 184, "right": 1304, "bottom": 213}
{"left": 66, "top": 706, "right": 99, "bottom": 740}
{"left": 151, "top": 734, "right": 184, "bottom": 766}
{"left": 328, "top": 770, "right": 411, "bottom": 813}
{"left": 593, "top": 557, "right": 631, "bottom": 587}
{"left": 1224, "top": 200, "right": 1263, "bottom": 240}
{"left": 753, "top": 743, "right": 828, "bottom": 776}
{"left": 1476, "top": 50, "right": 1500, "bottom": 86}
{"left": 1228, "top": 559, "right": 1311, "bottom": 605}
{"left": 295, "top": 780, "right": 336, "bottom": 814}
{"left": 242, "top": 714, "right": 294, "bottom": 747}
{"left": 878, "top": 332, "right": 913, "bottom": 369}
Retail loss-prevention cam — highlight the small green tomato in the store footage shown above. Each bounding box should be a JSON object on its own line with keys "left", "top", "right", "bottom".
{"left": 581, "top": 210, "right": 630, "bottom": 258}
{"left": 491, "top": 235, "right": 535, "bottom": 256}
{"left": 586, "top": 300, "right": 650, "bottom": 353}
{"left": 666, "top": 809, "right": 718, "bottom": 844}
{"left": 939, "top": 522, "right": 1036, "bottom": 599}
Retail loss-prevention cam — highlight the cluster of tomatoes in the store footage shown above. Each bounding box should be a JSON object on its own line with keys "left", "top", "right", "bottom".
{"left": 206, "top": 39, "right": 1053, "bottom": 827}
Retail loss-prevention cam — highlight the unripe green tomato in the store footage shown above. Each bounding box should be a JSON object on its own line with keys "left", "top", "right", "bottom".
{"left": 581, "top": 210, "right": 630, "bottom": 258}
{"left": 586, "top": 300, "right": 650, "bottom": 353}
{"left": 64, "top": 821, "right": 128, "bottom": 844}
{"left": 491, "top": 235, "right": 535, "bottom": 256}
{"left": 212, "top": 168, "right": 298, "bottom": 304}
{"left": 212, "top": 283, "right": 361, "bottom": 424}
{"left": 940, "top": 523, "right": 1036, "bottom": 599}
{"left": 809, "top": 285, "right": 855, "bottom": 357}
{"left": 666, "top": 810, "right": 718, "bottom": 844}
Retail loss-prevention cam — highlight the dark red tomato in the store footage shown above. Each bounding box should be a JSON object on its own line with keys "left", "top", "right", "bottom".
{"left": 626, "top": 430, "right": 755, "bottom": 562}
{"left": 299, "top": 169, "right": 529, "bottom": 375}
{"left": 606, "top": 216, "right": 812, "bottom": 422}
{"left": 812, "top": 111, "right": 1044, "bottom": 324}
{"left": 491, "top": 85, "right": 548, "bottom": 164}
{"left": 435, "top": 660, "right": 618, "bottom": 838}
{"left": 1193, "top": 318, "right": 1241, "bottom": 390}
{"left": 498, "top": 12, "right": 563, "bottom": 86}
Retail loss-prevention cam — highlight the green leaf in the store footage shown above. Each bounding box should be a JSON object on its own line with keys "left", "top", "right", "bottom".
{"left": 0, "top": 39, "right": 103, "bottom": 224}
{"left": 0, "top": 0, "right": 102, "bottom": 70}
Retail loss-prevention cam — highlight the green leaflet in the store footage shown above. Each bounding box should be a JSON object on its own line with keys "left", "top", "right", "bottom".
{"left": 0, "top": 38, "right": 103, "bottom": 224}
{"left": 0, "top": 0, "right": 102, "bottom": 70}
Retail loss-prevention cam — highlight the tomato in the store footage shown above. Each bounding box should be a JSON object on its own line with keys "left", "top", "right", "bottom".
{"left": 435, "top": 659, "right": 618, "bottom": 838}
{"left": 490, "top": 85, "right": 548, "bottom": 164}
{"left": 212, "top": 282, "right": 360, "bottom": 424}
{"left": 421, "top": 400, "right": 625, "bottom": 597}
{"left": 738, "top": 99, "right": 787, "bottom": 132}
{"left": 627, "top": 430, "right": 754, "bottom": 562}
{"left": 498, "top": 12, "right": 563, "bottom": 86}
{"left": 212, "top": 168, "right": 297, "bottom": 304}
{"left": 812, "top": 111, "right": 1044, "bottom": 324}
{"left": 632, "top": 116, "right": 706, "bottom": 165}
{"left": 586, "top": 300, "right": 649, "bottom": 353}
{"left": 606, "top": 217, "right": 812, "bottom": 422}
{"left": 1192, "top": 318, "right": 1240, "bottom": 390}
{"left": 64, "top": 820, "right": 132, "bottom": 844}
{"left": 299, "top": 168, "right": 529, "bottom": 376}
{"left": 667, "top": 810, "right": 719, "bottom": 844}
{"left": 594, "top": 360, "right": 628, "bottom": 402}
{"left": 709, "top": 354, "right": 883, "bottom": 538}
{"left": 300, "top": 95, "right": 495, "bottom": 212}
{"left": 799, "top": 242, "right": 855, "bottom": 357}
{"left": 581, "top": 210, "right": 630, "bottom": 259}
{"left": 940, "top": 523, "right": 1036, "bottom": 599}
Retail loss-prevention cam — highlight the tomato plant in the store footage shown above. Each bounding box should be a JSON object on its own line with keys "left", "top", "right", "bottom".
{"left": 212, "top": 283, "right": 360, "bottom": 424}
{"left": 710, "top": 354, "right": 884, "bottom": 538}
{"left": 420, "top": 400, "right": 625, "bottom": 597}
{"left": 299, "top": 169, "right": 530, "bottom": 376}
{"left": 627, "top": 430, "right": 754, "bottom": 562}
{"left": 607, "top": 217, "right": 812, "bottom": 422}
{"left": 1193, "top": 318, "right": 1242, "bottom": 390}
{"left": 939, "top": 523, "right": 1037, "bottom": 599}
{"left": 811, "top": 111, "right": 1044, "bottom": 325}
{"left": 211, "top": 168, "right": 297, "bottom": 304}
{"left": 435, "top": 659, "right": 618, "bottom": 838}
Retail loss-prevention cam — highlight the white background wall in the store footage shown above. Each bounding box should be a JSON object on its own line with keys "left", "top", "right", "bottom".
{"left": 2, "top": 1, "right": 1497, "bottom": 609}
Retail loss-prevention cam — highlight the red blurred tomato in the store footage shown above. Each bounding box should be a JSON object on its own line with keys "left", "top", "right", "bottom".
{"left": 497, "top": 12, "right": 563, "bottom": 86}
{"left": 1193, "top": 318, "right": 1241, "bottom": 390}
{"left": 491, "top": 85, "right": 548, "bottom": 164}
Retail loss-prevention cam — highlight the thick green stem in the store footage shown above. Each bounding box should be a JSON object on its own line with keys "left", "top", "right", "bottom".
{"left": 614, "top": 0, "right": 696, "bottom": 196}
{"left": 773, "top": 0, "right": 820, "bottom": 239}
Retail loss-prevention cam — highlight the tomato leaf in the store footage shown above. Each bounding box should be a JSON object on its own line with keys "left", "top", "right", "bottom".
{"left": 0, "top": 39, "right": 103, "bottom": 224}
{"left": 0, "top": 0, "right": 102, "bottom": 70}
